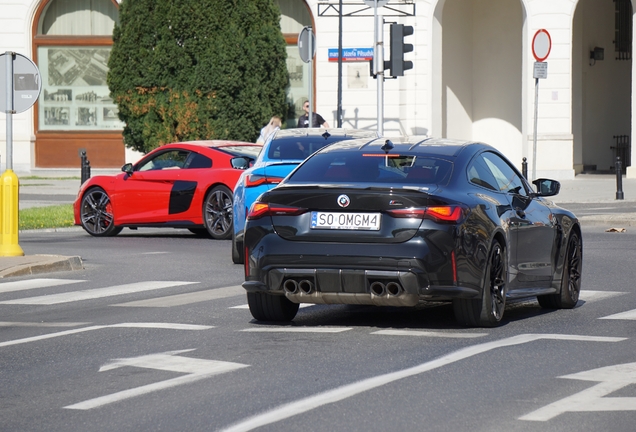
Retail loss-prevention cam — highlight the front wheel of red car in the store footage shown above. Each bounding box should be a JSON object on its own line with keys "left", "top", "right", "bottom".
{"left": 203, "top": 185, "right": 233, "bottom": 240}
{"left": 247, "top": 292, "right": 299, "bottom": 322}
{"left": 79, "top": 187, "right": 123, "bottom": 237}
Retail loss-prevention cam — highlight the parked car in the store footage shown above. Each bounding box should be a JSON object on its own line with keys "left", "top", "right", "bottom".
{"left": 74, "top": 140, "right": 262, "bottom": 238}
{"left": 242, "top": 136, "right": 582, "bottom": 327}
{"left": 231, "top": 128, "right": 379, "bottom": 264}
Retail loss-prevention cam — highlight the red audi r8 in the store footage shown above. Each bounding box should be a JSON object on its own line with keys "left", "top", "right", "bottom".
{"left": 73, "top": 140, "right": 262, "bottom": 239}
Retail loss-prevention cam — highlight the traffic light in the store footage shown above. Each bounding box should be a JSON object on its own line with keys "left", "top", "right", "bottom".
{"left": 389, "top": 23, "right": 414, "bottom": 77}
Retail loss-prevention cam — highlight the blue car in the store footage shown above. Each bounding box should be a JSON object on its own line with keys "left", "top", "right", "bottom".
{"left": 232, "top": 128, "right": 378, "bottom": 263}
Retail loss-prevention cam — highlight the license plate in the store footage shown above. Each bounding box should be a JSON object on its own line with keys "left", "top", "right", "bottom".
{"left": 311, "top": 212, "right": 381, "bottom": 230}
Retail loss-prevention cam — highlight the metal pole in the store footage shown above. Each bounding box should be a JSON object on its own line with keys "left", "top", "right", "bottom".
{"left": 532, "top": 77, "right": 539, "bottom": 182}
{"left": 374, "top": 2, "right": 384, "bottom": 135}
{"left": 308, "top": 27, "right": 313, "bottom": 127}
{"left": 616, "top": 156, "right": 624, "bottom": 200}
{"left": 6, "top": 52, "right": 13, "bottom": 170}
{"left": 337, "top": 0, "right": 343, "bottom": 127}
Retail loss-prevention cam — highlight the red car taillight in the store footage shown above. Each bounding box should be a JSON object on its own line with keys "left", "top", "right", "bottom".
{"left": 246, "top": 202, "right": 308, "bottom": 221}
{"left": 386, "top": 206, "right": 463, "bottom": 223}
{"left": 245, "top": 174, "right": 284, "bottom": 188}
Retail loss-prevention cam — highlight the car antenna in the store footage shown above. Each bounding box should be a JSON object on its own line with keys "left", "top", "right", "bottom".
{"left": 322, "top": 131, "right": 331, "bottom": 139}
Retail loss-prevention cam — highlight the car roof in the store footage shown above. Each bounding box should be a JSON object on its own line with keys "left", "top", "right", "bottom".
{"left": 270, "top": 128, "right": 378, "bottom": 140}
{"left": 316, "top": 136, "right": 485, "bottom": 157}
{"left": 164, "top": 140, "right": 258, "bottom": 148}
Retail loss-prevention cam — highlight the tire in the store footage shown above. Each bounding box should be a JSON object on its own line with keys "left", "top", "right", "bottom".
{"left": 79, "top": 187, "right": 123, "bottom": 237}
{"left": 247, "top": 292, "right": 299, "bottom": 322}
{"left": 538, "top": 232, "right": 582, "bottom": 309}
{"left": 203, "top": 185, "right": 233, "bottom": 240}
{"left": 453, "top": 240, "right": 507, "bottom": 327}
{"left": 232, "top": 231, "right": 244, "bottom": 264}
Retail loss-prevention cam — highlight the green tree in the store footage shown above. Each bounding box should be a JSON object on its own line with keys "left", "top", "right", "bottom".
{"left": 108, "top": 0, "right": 289, "bottom": 153}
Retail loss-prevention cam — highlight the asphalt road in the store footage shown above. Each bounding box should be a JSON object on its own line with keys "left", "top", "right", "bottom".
{"left": 1, "top": 227, "right": 635, "bottom": 432}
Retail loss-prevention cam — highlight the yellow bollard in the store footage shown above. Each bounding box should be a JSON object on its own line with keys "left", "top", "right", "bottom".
{"left": 0, "top": 169, "right": 24, "bottom": 256}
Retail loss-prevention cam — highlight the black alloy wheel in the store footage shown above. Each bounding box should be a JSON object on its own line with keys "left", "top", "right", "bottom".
{"left": 454, "top": 239, "right": 507, "bottom": 327}
{"left": 79, "top": 187, "right": 123, "bottom": 237}
{"left": 247, "top": 292, "right": 299, "bottom": 322}
{"left": 203, "top": 185, "right": 233, "bottom": 240}
{"left": 537, "top": 232, "right": 582, "bottom": 309}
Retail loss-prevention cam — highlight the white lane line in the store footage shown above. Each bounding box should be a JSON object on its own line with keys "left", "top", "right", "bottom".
{"left": 113, "top": 285, "right": 244, "bottom": 307}
{"left": 0, "top": 321, "right": 89, "bottom": 328}
{"left": 65, "top": 349, "right": 248, "bottom": 410}
{"left": 240, "top": 327, "right": 351, "bottom": 333}
{"left": 0, "top": 322, "right": 213, "bottom": 348}
{"left": 0, "top": 278, "right": 85, "bottom": 294}
{"left": 230, "top": 303, "right": 314, "bottom": 310}
{"left": 372, "top": 329, "right": 488, "bottom": 338}
{"left": 579, "top": 290, "right": 627, "bottom": 302}
{"left": 599, "top": 309, "right": 636, "bottom": 320}
{"left": 141, "top": 252, "right": 169, "bottom": 255}
{"left": 0, "top": 281, "right": 197, "bottom": 305}
{"left": 219, "top": 334, "right": 626, "bottom": 432}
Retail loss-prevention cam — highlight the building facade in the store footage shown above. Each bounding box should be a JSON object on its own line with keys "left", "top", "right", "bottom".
{"left": 0, "top": 0, "right": 634, "bottom": 179}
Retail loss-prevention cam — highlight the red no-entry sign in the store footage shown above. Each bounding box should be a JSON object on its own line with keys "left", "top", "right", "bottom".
{"left": 532, "top": 29, "right": 552, "bottom": 62}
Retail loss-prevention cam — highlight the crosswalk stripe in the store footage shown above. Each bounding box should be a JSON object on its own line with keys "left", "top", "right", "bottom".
{"left": 599, "top": 309, "right": 636, "bottom": 320}
{"left": 372, "top": 329, "right": 488, "bottom": 338}
{"left": 0, "top": 278, "right": 84, "bottom": 294}
{"left": 0, "top": 281, "right": 197, "bottom": 305}
{"left": 112, "top": 286, "right": 244, "bottom": 307}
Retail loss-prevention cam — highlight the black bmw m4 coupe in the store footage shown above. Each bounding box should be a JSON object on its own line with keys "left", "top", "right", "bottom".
{"left": 242, "top": 136, "right": 582, "bottom": 327}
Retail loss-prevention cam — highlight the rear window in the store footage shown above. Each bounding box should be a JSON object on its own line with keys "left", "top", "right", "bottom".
{"left": 287, "top": 152, "right": 453, "bottom": 185}
{"left": 267, "top": 136, "right": 353, "bottom": 160}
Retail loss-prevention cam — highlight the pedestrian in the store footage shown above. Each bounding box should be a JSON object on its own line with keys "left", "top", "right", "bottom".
{"left": 257, "top": 116, "right": 282, "bottom": 144}
{"left": 297, "top": 100, "right": 330, "bottom": 128}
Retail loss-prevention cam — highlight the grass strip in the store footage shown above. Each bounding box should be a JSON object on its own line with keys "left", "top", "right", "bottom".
{"left": 19, "top": 204, "right": 75, "bottom": 230}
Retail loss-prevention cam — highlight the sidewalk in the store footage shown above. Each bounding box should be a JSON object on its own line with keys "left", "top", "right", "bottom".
{"left": 1, "top": 173, "right": 635, "bottom": 279}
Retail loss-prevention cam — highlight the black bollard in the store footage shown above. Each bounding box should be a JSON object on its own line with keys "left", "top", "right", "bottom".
{"left": 616, "top": 156, "right": 624, "bottom": 200}
{"left": 80, "top": 150, "right": 91, "bottom": 185}
{"left": 522, "top": 157, "right": 528, "bottom": 180}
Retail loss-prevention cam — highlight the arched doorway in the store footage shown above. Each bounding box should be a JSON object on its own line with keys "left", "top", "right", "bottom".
{"left": 33, "top": 0, "right": 123, "bottom": 168}
{"left": 434, "top": 0, "right": 524, "bottom": 163}
{"left": 572, "top": 0, "right": 632, "bottom": 173}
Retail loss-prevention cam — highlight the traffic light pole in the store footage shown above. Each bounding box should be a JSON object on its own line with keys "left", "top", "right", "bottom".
{"left": 373, "top": 4, "right": 384, "bottom": 135}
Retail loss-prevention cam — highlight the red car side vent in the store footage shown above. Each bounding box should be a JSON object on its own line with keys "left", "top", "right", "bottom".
{"left": 245, "top": 174, "right": 284, "bottom": 188}
{"left": 387, "top": 206, "right": 463, "bottom": 223}
{"left": 247, "top": 202, "right": 308, "bottom": 220}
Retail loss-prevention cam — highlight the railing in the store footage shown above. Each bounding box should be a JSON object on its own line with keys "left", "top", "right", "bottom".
{"left": 611, "top": 135, "right": 630, "bottom": 173}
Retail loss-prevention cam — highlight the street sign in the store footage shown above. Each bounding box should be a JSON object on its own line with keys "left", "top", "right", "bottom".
{"left": 298, "top": 27, "right": 316, "bottom": 63}
{"left": 532, "top": 29, "right": 551, "bottom": 62}
{"left": 363, "top": 0, "right": 390, "bottom": 6}
{"left": 533, "top": 61, "right": 548, "bottom": 79}
{"left": 0, "top": 52, "right": 41, "bottom": 113}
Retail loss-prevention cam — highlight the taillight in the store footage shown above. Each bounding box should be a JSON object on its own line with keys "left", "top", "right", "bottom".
{"left": 386, "top": 206, "right": 463, "bottom": 223}
{"left": 245, "top": 174, "right": 284, "bottom": 187}
{"left": 246, "top": 202, "right": 308, "bottom": 220}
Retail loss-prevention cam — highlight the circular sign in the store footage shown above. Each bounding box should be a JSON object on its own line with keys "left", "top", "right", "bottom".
{"left": 0, "top": 52, "right": 42, "bottom": 113}
{"left": 298, "top": 27, "right": 316, "bottom": 63}
{"left": 532, "top": 29, "right": 552, "bottom": 62}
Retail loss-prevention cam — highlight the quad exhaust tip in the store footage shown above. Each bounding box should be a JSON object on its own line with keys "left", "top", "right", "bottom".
{"left": 370, "top": 281, "right": 386, "bottom": 296}
{"left": 298, "top": 280, "right": 314, "bottom": 294}
{"left": 283, "top": 279, "right": 299, "bottom": 295}
{"left": 386, "top": 281, "right": 403, "bottom": 296}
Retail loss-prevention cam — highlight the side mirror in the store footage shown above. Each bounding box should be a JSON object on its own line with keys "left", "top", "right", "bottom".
{"left": 122, "top": 163, "right": 133, "bottom": 175}
{"left": 231, "top": 156, "right": 253, "bottom": 170}
{"left": 532, "top": 178, "right": 560, "bottom": 197}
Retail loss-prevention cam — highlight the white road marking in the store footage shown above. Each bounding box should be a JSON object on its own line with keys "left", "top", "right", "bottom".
{"left": 0, "top": 278, "right": 84, "bottom": 294}
{"left": 579, "top": 290, "right": 627, "bottom": 302}
{"left": 241, "top": 327, "right": 351, "bottom": 333}
{"left": 0, "top": 281, "right": 197, "bottom": 305}
{"left": 219, "top": 334, "right": 626, "bottom": 432}
{"left": 600, "top": 309, "right": 636, "bottom": 320}
{"left": 141, "top": 252, "right": 169, "bottom": 255}
{"left": 372, "top": 329, "right": 488, "bottom": 338}
{"left": 231, "top": 303, "right": 314, "bottom": 309}
{"left": 113, "top": 285, "right": 244, "bottom": 307}
{"left": 520, "top": 362, "right": 636, "bottom": 421}
{"left": 0, "top": 321, "right": 89, "bottom": 327}
{"left": 65, "top": 349, "right": 248, "bottom": 410}
{"left": 0, "top": 323, "right": 213, "bottom": 347}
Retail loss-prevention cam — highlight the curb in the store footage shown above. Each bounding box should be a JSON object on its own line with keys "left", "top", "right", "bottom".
{"left": 0, "top": 255, "right": 84, "bottom": 278}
